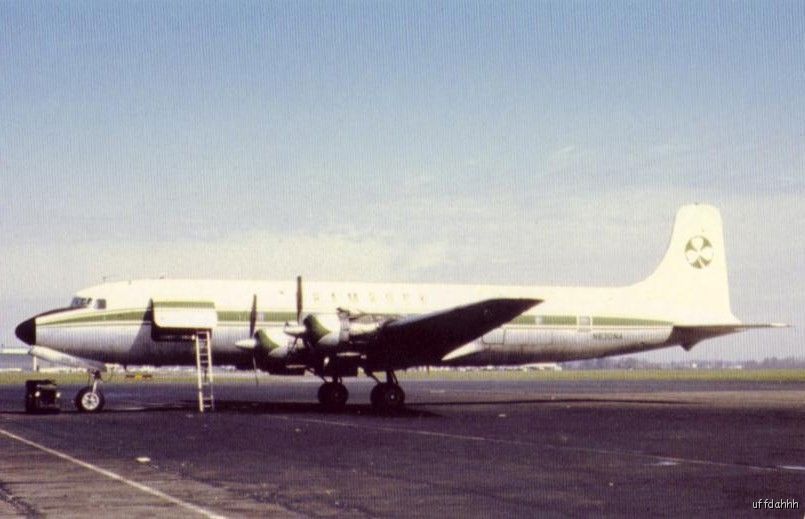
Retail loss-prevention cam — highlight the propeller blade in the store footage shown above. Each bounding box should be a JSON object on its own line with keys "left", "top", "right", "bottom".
{"left": 293, "top": 275, "right": 304, "bottom": 352}
{"left": 252, "top": 355, "right": 259, "bottom": 387}
{"left": 296, "top": 275, "right": 303, "bottom": 323}
{"left": 249, "top": 294, "right": 258, "bottom": 386}
{"left": 249, "top": 294, "right": 257, "bottom": 337}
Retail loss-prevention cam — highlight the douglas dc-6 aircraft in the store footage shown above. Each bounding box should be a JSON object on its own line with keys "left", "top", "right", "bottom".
{"left": 14, "top": 204, "right": 784, "bottom": 413}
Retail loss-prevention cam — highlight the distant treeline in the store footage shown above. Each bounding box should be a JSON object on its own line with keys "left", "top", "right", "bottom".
{"left": 566, "top": 356, "right": 805, "bottom": 370}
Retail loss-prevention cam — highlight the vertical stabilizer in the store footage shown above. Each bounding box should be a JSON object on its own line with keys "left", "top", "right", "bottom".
{"left": 636, "top": 204, "right": 739, "bottom": 325}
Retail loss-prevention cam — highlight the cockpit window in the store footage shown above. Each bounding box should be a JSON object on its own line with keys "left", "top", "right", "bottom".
{"left": 95, "top": 299, "right": 107, "bottom": 310}
{"left": 70, "top": 297, "right": 93, "bottom": 308}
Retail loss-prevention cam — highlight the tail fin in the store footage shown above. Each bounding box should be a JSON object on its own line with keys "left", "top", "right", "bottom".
{"left": 636, "top": 204, "right": 739, "bottom": 325}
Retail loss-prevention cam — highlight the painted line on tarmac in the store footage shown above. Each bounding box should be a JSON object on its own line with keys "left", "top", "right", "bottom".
{"left": 282, "top": 416, "right": 796, "bottom": 474}
{"left": 0, "top": 428, "right": 227, "bottom": 519}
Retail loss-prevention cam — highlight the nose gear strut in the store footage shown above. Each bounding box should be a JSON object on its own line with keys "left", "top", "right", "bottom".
{"left": 75, "top": 370, "right": 105, "bottom": 413}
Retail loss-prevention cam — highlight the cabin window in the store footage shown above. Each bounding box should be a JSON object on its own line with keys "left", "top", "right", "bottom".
{"left": 95, "top": 299, "right": 107, "bottom": 310}
{"left": 578, "top": 316, "right": 591, "bottom": 326}
{"left": 578, "top": 316, "right": 591, "bottom": 332}
{"left": 70, "top": 297, "right": 93, "bottom": 308}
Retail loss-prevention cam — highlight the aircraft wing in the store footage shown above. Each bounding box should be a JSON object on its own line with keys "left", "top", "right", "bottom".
{"left": 0, "top": 346, "right": 30, "bottom": 355}
{"left": 671, "top": 322, "right": 789, "bottom": 350}
{"left": 29, "top": 346, "right": 108, "bottom": 372}
{"left": 367, "top": 298, "right": 541, "bottom": 369}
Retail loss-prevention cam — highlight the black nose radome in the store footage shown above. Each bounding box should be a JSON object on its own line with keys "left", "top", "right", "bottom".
{"left": 15, "top": 318, "right": 36, "bottom": 345}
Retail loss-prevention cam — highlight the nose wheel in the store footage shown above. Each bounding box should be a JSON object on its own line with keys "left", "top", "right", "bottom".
{"left": 75, "top": 371, "right": 105, "bottom": 413}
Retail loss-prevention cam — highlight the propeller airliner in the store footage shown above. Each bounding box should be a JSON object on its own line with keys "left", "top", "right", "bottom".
{"left": 14, "top": 204, "right": 784, "bottom": 412}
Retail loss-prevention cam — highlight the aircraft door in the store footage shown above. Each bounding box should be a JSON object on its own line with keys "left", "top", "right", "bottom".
{"left": 150, "top": 300, "right": 218, "bottom": 343}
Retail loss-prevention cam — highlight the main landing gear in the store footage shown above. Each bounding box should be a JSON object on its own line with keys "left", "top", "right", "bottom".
{"left": 317, "top": 379, "right": 349, "bottom": 412}
{"left": 75, "top": 370, "right": 105, "bottom": 413}
{"left": 369, "top": 371, "right": 405, "bottom": 413}
{"left": 316, "top": 370, "right": 406, "bottom": 413}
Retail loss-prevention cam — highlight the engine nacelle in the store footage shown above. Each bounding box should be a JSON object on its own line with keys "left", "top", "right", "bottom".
{"left": 250, "top": 329, "right": 303, "bottom": 372}
{"left": 297, "top": 312, "right": 387, "bottom": 352}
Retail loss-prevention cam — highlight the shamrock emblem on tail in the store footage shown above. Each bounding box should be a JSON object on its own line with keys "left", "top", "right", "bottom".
{"left": 685, "top": 236, "right": 714, "bottom": 269}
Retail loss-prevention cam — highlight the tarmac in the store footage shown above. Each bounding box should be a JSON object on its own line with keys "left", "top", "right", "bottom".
{"left": 0, "top": 376, "right": 803, "bottom": 518}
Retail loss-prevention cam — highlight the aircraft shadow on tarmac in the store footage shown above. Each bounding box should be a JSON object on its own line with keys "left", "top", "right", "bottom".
{"left": 194, "top": 400, "right": 439, "bottom": 417}
{"left": 0, "top": 401, "right": 437, "bottom": 418}
{"left": 1, "top": 396, "right": 687, "bottom": 417}
{"left": 416, "top": 397, "right": 686, "bottom": 406}
{"left": 205, "top": 397, "right": 687, "bottom": 416}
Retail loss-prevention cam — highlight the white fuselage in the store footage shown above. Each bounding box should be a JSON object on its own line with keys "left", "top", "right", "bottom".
{"left": 32, "top": 279, "right": 678, "bottom": 368}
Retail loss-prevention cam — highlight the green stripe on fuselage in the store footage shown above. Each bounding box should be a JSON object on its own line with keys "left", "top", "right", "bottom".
{"left": 536, "top": 315, "right": 577, "bottom": 326}
{"left": 592, "top": 316, "right": 671, "bottom": 327}
{"left": 153, "top": 301, "right": 215, "bottom": 309}
{"left": 39, "top": 309, "right": 672, "bottom": 329}
{"left": 44, "top": 310, "right": 150, "bottom": 326}
{"left": 217, "top": 311, "right": 298, "bottom": 323}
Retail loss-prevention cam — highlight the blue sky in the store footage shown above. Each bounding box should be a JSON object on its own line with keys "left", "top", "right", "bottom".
{"left": 1, "top": 1, "right": 803, "bottom": 361}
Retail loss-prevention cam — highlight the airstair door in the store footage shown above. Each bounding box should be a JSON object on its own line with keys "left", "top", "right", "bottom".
{"left": 152, "top": 300, "right": 218, "bottom": 330}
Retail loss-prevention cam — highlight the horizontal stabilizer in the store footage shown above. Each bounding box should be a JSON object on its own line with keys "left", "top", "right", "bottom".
{"left": 672, "top": 322, "right": 790, "bottom": 350}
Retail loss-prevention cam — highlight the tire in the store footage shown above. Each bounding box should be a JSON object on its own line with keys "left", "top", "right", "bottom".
{"left": 318, "top": 382, "right": 348, "bottom": 412}
{"left": 317, "top": 382, "right": 332, "bottom": 404}
{"left": 75, "top": 386, "right": 105, "bottom": 413}
{"left": 371, "top": 383, "right": 405, "bottom": 413}
{"left": 370, "top": 383, "right": 386, "bottom": 408}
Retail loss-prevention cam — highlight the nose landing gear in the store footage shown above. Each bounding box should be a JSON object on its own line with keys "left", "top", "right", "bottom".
{"left": 75, "top": 371, "right": 105, "bottom": 413}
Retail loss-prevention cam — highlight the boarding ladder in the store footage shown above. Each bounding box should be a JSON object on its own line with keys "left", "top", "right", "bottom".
{"left": 194, "top": 330, "right": 215, "bottom": 412}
